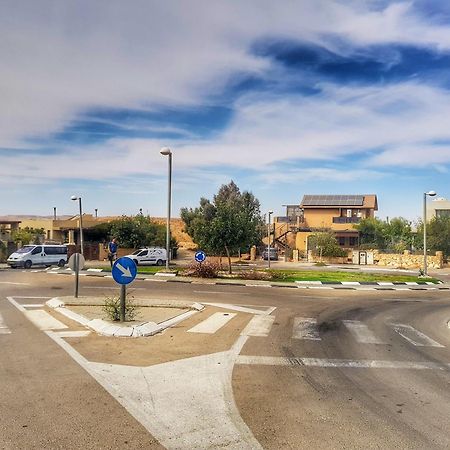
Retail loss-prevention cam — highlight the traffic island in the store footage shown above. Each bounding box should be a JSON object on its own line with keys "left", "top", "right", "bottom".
{"left": 46, "top": 296, "right": 204, "bottom": 337}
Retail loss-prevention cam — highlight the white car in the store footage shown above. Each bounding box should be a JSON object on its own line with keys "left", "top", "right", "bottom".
{"left": 125, "top": 247, "right": 167, "bottom": 266}
{"left": 7, "top": 244, "right": 68, "bottom": 269}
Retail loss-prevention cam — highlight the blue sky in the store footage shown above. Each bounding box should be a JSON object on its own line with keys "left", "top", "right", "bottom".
{"left": 1, "top": 1, "right": 450, "bottom": 221}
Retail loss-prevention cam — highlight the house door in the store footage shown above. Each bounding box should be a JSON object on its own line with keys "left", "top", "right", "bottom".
{"left": 359, "top": 251, "right": 367, "bottom": 265}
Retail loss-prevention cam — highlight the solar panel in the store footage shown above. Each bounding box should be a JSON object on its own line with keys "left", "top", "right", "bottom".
{"left": 301, "top": 195, "right": 364, "bottom": 207}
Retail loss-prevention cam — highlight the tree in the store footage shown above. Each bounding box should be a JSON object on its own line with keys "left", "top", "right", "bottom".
{"left": 11, "top": 227, "right": 44, "bottom": 245}
{"left": 181, "top": 181, "right": 264, "bottom": 273}
{"left": 354, "top": 217, "right": 387, "bottom": 249}
{"left": 308, "top": 231, "right": 347, "bottom": 260}
{"left": 415, "top": 216, "right": 450, "bottom": 257}
{"left": 109, "top": 215, "right": 176, "bottom": 249}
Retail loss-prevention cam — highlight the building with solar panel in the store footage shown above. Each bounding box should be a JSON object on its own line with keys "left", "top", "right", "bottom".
{"left": 273, "top": 194, "right": 378, "bottom": 254}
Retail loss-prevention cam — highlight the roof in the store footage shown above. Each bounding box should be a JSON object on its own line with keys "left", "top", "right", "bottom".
{"left": 300, "top": 194, "right": 378, "bottom": 210}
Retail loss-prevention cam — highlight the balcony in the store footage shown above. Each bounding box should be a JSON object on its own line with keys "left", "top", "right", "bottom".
{"left": 332, "top": 216, "right": 361, "bottom": 224}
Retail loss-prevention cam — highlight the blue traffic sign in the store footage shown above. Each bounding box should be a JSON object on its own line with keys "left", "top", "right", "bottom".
{"left": 195, "top": 250, "right": 206, "bottom": 263}
{"left": 112, "top": 257, "right": 137, "bottom": 285}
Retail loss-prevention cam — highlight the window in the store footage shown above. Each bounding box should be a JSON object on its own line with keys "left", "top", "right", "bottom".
{"left": 138, "top": 250, "right": 147, "bottom": 256}
{"left": 31, "top": 246, "right": 42, "bottom": 255}
{"left": 338, "top": 237, "right": 346, "bottom": 246}
{"left": 436, "top": 209, "right": 450, "bottom": 218}
{"left": 346, "top": 209, "right": 352, "bottom": 218}
{"left": 44, "top": 246, "right": 67, "bottom": 255}
{"left": 349, "top": 237, "right": 358, "bottom": 247}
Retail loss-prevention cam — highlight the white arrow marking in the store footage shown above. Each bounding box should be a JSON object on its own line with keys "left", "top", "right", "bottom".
{"left": 116, "top": 263, "right": 132, "bottom": 278}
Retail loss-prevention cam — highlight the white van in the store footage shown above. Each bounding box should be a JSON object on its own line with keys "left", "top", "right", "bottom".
{"left": 7, "top": 244, "right": 68, "bottom": 269}
{"left": 124, "top": 247, "right": 167, "bottom": 266}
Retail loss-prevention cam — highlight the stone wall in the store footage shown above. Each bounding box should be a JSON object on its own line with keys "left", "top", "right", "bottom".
{"left": 373, "top": 250, "right": 443, "bottom": 269}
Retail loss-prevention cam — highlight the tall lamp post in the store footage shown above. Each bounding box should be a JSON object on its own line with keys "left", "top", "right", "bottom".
{"left": 423, "top": 190, "right": 436, "bottom": 276}
{"left": 267, "top": 210, "right": 273, "bottom": 269}
{"left": 71, "top": 195, "right": 84, "bottom": 255}
{"left": 160, "top": 147, "right": 172, "bottom": 270}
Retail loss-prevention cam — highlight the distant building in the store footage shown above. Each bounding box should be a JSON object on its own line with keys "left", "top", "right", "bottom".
{"left": 274, "top": 194, "right": 378, "bottom": 252}
{"left": 427, "top": 197, "right": 450, "bottom": 220}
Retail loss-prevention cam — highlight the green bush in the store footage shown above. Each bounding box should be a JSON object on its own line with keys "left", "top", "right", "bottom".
{"left": 103, "top": 292, "right": 139, "bottom": 322}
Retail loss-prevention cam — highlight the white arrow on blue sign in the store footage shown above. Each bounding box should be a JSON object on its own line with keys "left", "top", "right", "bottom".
{"left": 112, "top": 257, "right": 137, "bottom": 285}
{"left": 194, "top": 250, "right": 206, "bottom": 263}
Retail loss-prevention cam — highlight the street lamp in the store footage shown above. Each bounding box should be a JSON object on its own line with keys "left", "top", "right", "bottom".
{"left": 267, "top": 210, "right": 273, "bottom": 269}
{"left": 160, "top": 147, "right": 172, "bottom": 270}
{"left": 71, "top": 195, "right": 84, "bottom": 255}
{"left": 423, "top": 190, "right": 436, "bottom": 276}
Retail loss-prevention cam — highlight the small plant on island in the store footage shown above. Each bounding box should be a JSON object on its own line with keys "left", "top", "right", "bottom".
{"left": 182, "top": 261, "right": 220, "bottom": 278}
{"left": 102, "top": 291, "right": 140, "bottom": 322}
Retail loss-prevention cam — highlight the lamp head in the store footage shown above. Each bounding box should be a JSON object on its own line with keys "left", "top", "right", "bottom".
{"left": 426, "top": 191, "right": 437, "bottom": 197}
{"left": 70, "top": 195, "right": 78, "bottom": 201}
{"left": 268, "top": 210, "right": 273, "bottom": 215}
{"left": 160, "top": 147, "right": 172, "bottom": 156}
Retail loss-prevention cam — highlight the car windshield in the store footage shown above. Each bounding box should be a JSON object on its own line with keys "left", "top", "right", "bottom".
{"left": 132, "top": 250, "right": 143, "bottom": 255}
{"left": 16, "top": 246, "right": 34, "bottom": 254}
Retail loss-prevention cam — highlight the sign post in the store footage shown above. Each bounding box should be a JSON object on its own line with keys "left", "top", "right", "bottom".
{"left": 112, "top": 257, "right": 137, "bottom": 322}
{"left": 195, "top": 250, "right": 206, "bottom": 264}
{"left": 68, "top": 252, "right": 85, "bottom": 298}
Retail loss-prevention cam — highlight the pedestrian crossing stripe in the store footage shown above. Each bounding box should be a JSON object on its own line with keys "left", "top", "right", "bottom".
{"left": 0, "top": 313, "right": 11, "bottom": 334}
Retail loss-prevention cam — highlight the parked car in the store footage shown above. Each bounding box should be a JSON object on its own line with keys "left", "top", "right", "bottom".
{"left": 7, "top": 244, "right": 68, "bottom": 269}
{"left": 124, "top": 247, "right": 167, "bottom": 266}
{"left": 262, "top": 247, "right": 278, "bottom": 261}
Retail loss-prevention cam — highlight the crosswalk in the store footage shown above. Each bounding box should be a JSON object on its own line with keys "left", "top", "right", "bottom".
{"left": 292, "top": 316, "right": 445, "bottom": 348}
{"left": 186, "top": 312, "right": 446, "bottom": 349}
{"left": 0, "top": 313, "right": 11, "bottom": 334}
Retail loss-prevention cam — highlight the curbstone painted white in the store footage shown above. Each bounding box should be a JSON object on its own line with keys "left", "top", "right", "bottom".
{"left": 154, "top": 272, "right": 177, "bottom": 277}
{"left": 46, "top": 297, "right": 65, "bottom": 308}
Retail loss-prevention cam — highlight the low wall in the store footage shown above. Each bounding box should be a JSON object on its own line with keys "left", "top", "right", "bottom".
{"left": 373, "top": 250, "right": 443, "bottom": 269}
{"left": 307, "top": 250, "right": 350, "bottom": 264}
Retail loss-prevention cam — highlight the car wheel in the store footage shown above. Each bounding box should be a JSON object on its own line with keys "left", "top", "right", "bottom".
{"left": 58, "top": 259, "right": 66, "bottom": 268}
{"left": 24, "top": 260, "right": 32, "bottom": 269}
{"left": 156, "top": 259, "right": 163, "bottom": 266}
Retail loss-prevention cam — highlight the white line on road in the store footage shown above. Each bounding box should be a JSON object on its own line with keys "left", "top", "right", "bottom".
{"left": 241, "top": 315, "right": 275, "bottom": 337}
{"left": 292, "top": 317, "right": 321, "bottom": 340}
{"left": 187, "top": 312, "right": 236, "bottom": 334}
{"left": 202, "top": 302, "right": 274, "bottom": 315}
{"left": 54, "top": 330, "right": 91, "bottom": 338}
{"left": 391, "top": 323, "right": 445, "bottom": 348}
{"left": 0, "top": 281, "right": 30, "bottom": 285}
{"left": 0, "top": 313, "right": 11, "bottom": 334}
{"left": 236, "top": 355, "right": 450, "bottom": 370}
{"left": 21, "top": 304, "right": 45, "bottom": 308}
{"left": 342, "top": 320, "right": 385, "bottom": 344}
{"left": 7, "top": 297, "right": 26, "bottom": 312}
{"left": 24, "top": 310, "right": 68, "bottom": 330}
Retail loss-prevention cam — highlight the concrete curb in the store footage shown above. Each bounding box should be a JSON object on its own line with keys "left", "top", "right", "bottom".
{"left": 45, "top": 297, "right": 204, "bottom": 337}
{"left": 43, "top": 268, "right": 449, "bottom": 291}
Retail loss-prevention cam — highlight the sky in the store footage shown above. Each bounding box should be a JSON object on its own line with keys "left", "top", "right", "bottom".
{"left": 1, "top": 0, "right": 450, "bottom": 221}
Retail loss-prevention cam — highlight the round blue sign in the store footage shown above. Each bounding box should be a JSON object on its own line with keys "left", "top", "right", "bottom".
{"left": 112, "top": 257, "right": 137, "bottom": 285}
{"left": 194, "top": 250, "right": 206, "bottom": 263}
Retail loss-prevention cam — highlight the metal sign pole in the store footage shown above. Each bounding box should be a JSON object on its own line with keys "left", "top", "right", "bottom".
{"left": 120, "top": 284, "right": 126, "bottom": 322}
{"left": 74, "top": 253, "right": 79, "bottom": 298}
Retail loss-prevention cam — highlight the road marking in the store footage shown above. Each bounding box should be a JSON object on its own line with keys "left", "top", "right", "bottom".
{"left": 236, "top": 355, "right": 450, "bottom": 371}
{"left": 0, "top": 313, "right": 11, "bottom": 334}
{"left": 292, "top": 317, "right": 321, "bottom": 340}
{"left": 7, "top": 297, "right": 26, "bottom": 312}
{"left": 45, "top": 330, "right": 262, "bottom": 449}
{"left": 187, "top": 312, "right": 236, "bottom": 334}
{"left": 391, "top": 323, "right": 445, "bottom": 347}
{"left": 21, "top": 304, "right": 45, "bottom": 308}
{"left": 0, "top": 281, "right": 30, "bottom": 285}
{"left": 342, "top": 320, "right": 385, "bottom": 344}
{"left": 202, "top": 302, "right": 274, "bottom": 315}
{"left": 194, "top": 290, "right": 248, "bottom": 295}
{"left": 24, "top": 310, "right": 68, "bottom": 330}
{"left": 54, "top": 330, "right": 91, "bottom": 338}
{"left": 241, "top": 315, "right": 275, "bottom": 337}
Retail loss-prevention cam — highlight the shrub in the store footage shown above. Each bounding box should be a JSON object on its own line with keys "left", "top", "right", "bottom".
{"left": 103, "top": 292, "right": 139, "bottom": 322}
{"left": 238, "top": 270, "right": 273, "bottom": 281}
{"left": 182, "top": 261, "right": 220, "bottom": 278}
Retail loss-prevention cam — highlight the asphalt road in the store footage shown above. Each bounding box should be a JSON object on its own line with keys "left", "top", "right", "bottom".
{"left": 1, "top": 268, "right": 450, "bottom": 449}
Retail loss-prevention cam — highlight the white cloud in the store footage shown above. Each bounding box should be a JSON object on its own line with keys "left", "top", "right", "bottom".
{"left": 2, "top": 0, "right": 450, "bottom": 150}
